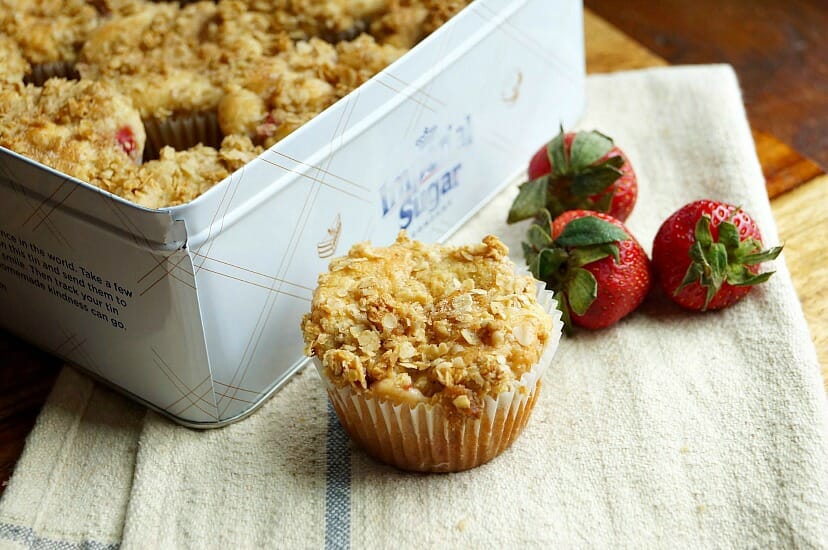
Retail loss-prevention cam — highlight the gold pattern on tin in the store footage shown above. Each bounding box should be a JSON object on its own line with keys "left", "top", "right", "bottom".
{"left": 317, "top": 213, "right": 342, "bottom": 258}
{"left": 503, "top": 70, "right": 523, "bottom": 103}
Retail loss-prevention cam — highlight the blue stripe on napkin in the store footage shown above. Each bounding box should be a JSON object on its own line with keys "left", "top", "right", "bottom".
{"left": 0, "top": 522, "right": 117, "bottom": 550}
{"left": 325, "top": 403, "right": 351, "bottom": 550}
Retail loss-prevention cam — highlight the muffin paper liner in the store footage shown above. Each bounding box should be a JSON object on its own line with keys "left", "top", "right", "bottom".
{"left": 143, "top": 111, "right": 221, "bottom": 161}
{"left": 315, "top": 281, "right": 563, "bottom": 473}
{"left": 27, "top": 62, "right": 79, "bottom": 86}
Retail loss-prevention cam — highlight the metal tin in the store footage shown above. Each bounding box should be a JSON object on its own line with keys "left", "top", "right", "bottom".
{"left": 0, "top": 0, "right": 585, "bottom": 427}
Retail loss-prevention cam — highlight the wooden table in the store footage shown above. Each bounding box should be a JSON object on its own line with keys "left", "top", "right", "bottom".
{"left": 1, "top": 7, "right": 826, "bottom": 496}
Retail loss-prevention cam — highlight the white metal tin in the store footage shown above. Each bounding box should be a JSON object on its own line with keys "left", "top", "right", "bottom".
{"left": 0, "top": 0, "right": 585, "bottom": 426}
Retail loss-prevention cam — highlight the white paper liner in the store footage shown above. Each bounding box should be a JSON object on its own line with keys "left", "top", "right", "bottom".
{"left": 315, "top": 283, "right": 564, "bottom": 472}
{"left": 27, "top": 62, "right": 78, "bottom": 86}
{"left": 142, "top": 111, "right": 221, "bottom": 161}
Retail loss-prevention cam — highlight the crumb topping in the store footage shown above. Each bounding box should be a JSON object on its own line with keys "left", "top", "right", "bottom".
{"left": 0, "top": 0, "right": 100, "bottom": 65}
{"left": 1, "top": 0, "right": 472, "bottom": 208}
{"left": 132, "top": 135, "right": 262, "bottom": 208}
{"left": 302, "top": 233, "right": 553, "bottom": 415}
{"left": 0, "top": 78, "right": 146, "bottom": 169}
{"left": 0, "top": 34, "right": 29, "bottom": 83}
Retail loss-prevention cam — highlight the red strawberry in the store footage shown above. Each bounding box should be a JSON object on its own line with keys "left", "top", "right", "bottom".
{"left": 651, "top": 200, "right": 783, "bottom": 311}
{"left": 116, "top": 126, "right": 140, "bottom": 163}
{"left": 508, "top": 128, "right": 638, "bottom": 224}
{"left": 522, "top": 209, "right": 652, "bottom": 331}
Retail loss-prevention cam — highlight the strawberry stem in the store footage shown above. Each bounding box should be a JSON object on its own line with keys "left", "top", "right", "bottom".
{"left": 675, "top": 214, "right": 783, "bottom": 310}
{"left": 507, "top": 128, "right": 625, "bottom": 224}
{"left": 522, "top": 210, "right": 629, "bottom": 330}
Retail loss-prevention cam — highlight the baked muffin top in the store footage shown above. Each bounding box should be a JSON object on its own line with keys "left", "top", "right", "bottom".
{"left": 2, "top": 0, "right": 472, "bottom": 208}
{"left": 0, "top": 0, "right": 101, "bottom": 65}
{"left": 302, "top": 232, "right": 554, "bottom": 415}
{"left": 132, "top": 134, "right": 262, "bottom": 208}
{"left": 0, "top": 78, "right": 146, "bottom": 171}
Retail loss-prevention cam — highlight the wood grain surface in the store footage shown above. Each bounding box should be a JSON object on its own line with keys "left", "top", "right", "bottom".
{"left": 585, "top": 0, "right": 828, "bottom": 171}
{"left": 1, "top": 7, "right": 826, "bottom": 496}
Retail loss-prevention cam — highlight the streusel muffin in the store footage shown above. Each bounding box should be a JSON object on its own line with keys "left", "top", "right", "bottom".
{"left": 0, "top": 0, "right": 100, "bottom": 83}
{"left": 238, "top": 0, "right": 389, "bottom": 42}
{"left": 133, "top": 135, "right": 262, "bottom": 208}
{"left": 218, "top": 34, "right": 404, "bottom": 147}
{"left": 370, "top": 0, "right": 470, "bottom": 49}
{"left": 302, "top": 232, "right": 562, "bottom": 472}
{"left": 0, "top": 78, "right": 146, "bottom": 172}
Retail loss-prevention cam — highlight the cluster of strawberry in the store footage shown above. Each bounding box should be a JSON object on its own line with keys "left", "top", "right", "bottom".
{"left": 507, "top": 129, "right": 783, "bottom": 332}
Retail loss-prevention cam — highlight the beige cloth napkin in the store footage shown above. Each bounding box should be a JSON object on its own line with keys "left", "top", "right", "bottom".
{"left": 3, "top": 65, "right": 828, "bottom": 549}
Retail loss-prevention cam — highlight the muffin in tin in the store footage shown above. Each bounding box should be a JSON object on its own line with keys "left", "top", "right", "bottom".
{"left": 302, "top": 232, "right": 562, "bottom": 472}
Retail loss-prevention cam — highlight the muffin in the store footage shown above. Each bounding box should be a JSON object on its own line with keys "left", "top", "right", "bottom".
{"left": 0, "top": 0, "right": 100, "bottom": 84}
{"left": 237, "top": 0, "right": 389, "bottom": 42}
{"left": 132, "top": 134, "right": 262, "bottom": 208}
{"left": 302, "top": 232, "right": 562, "bottom": 472}
{"left": 1, "top": 0, "right": 473, "bottom": 208}
{"left": 370, "top": 0, "right": 471, "bottom": 49}
{"left": 0, "top": 79, "right": 146, "bottom": 179}
{"left": 218, "top": 34, "right": 404, "bottom": 147}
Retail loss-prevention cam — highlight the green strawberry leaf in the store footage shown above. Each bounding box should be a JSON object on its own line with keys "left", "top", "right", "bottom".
{"left": 597, "top": 155, "right": 625, "bottom": 170}
{"left": 593, "top": 189, "right": 615, "bottom": 213}
{"left": 507, "top": 176, "right": 549, "bottom": 223}
{"left": 570, "top": 243, "right": 619, "bottom": 267}
{"left": 537, "top": 247, "right": 568, "bottom": 281}
{"left": 728, "top": 270, "right": 775, "bottom": 287}
{"left": 676, "top": 261, "right": 704, "bottom": 294}
{"left": 571, "top": 165, "right": 623, "bottom": 197}
{"left": 694, "top": 215, "right": 714, "bottom": 248}
{"left": 687, "top": 240, "right": 708, "bottom": 266}
{"left": 565, "top": 267, "right": 597, "bottom": 316}
{"left": 528, "top": 253, "right": 540, "bottom": 279}
{"left": 547, "top": 128, "right": 569, "bottom": 176}
{"left": 742, "top": 245, "right": 783, "bottom": 265}
{"left": 709, "top": 241, "right": 728, "bottom": 280}
{"left": 718, "top": 220, "right": 741, "bottom": 251}
{"left": 695, "top": 242, "right": 727, "bottom": 309}
{"left": 708, "top": 243, "right": 728, "bottom": 279}
{"left": 735, "top": 238, "right": 760, "bottom": 258}
{"left": 544, "top": 193, "right": 568, "bottom": 219}
{"left": 569, "top": 131, "right": 614, "bottom": 172}
{"left": 527, "top": 223, "right": 554, "bottom": 250}
{"left": 554, "top": 216, "right": 630, "bottom": 248}
{"left": 523, "top": 242, "right": 539, "bottom": 275}
{"left": 532, "top": 208, "right": 553, "bottom": 232}
{"left": 725, "top": 263, "right": 751, "bottom": 285}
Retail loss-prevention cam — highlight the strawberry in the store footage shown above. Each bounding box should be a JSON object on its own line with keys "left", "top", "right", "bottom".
{"left": 115, "top": 126, "right": 140, "bottom": 163}
{"left": 523, "top": 209, "right": 652, "bottom": 331}
{"left": 651, "top": 200, "right": 783, "bottom": 311}
{"left": 508, "top": 128, "right": 638, "bottom": 224}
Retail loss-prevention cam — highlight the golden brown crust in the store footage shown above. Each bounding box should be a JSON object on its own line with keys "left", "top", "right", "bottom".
{"left": 237, "top": 0, "right": 390, "bottom": 41}
{"left": 302, "top": 233, "right": 553, "bottom": 415}
{"left": 0, "top": 79, "right": 146, "bottom": 172}
{"left": 131, "top": 135, "right": 263, "bottom": 209}
{"left": 3, "top": 0, "right": 472, "bottom": 208}
{"left": 370, "top": 0, "right": 470, "bottom": 49}
{"left": 77, "top": 2, "right": 223, "bottom": 119}
{"left": 218, "top": 34, "right": 404, "bottom": 146}
{"left": 0, "top": 0, "right": 101, "bottom": 65}
{"left": 0, "top": 34, "right": 29, "bottom": 83}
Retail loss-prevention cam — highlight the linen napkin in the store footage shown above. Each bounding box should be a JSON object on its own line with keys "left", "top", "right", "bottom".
{"left": 2, "top": 64, "right": 828, "bottom": 549}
